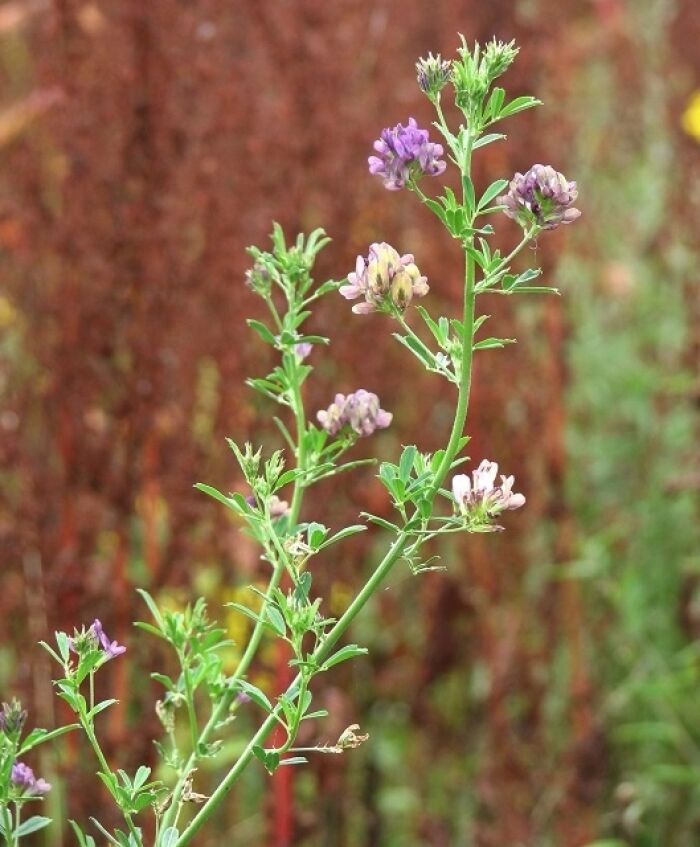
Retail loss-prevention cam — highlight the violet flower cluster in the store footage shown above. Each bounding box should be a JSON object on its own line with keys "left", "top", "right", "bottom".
{"left": 498, "top": 164, "right": 581, "bottom": 230}
{"left": 452, "top": 460, "right": 526, "bottom": 522}
{"left": 10, "top": 761, "right": 51, "bottom": 797}
{"left": 317, "top": 390, "right": 392, "bottom": 437}
{"left": 340, "top": 242, "right": 428, "bottom": 314}
{"left": 368, "top": 117, "right": 446, "bottom": 191}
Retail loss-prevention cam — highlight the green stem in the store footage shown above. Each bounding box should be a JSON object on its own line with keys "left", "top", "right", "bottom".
{"left": 182, "top": 667, "right": 199, "bottom": 759}
{"left": 82, "top": 720, "right": 141, "bottom": 845}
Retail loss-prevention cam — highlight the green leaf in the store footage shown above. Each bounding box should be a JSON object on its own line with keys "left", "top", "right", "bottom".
{"left": 19, "top": 723, "right": 80, "bottom": 754}
{"left": 265, "top": 606, "right": 286, "bottom": 637}
{"left": 133, "top": 766, "right": 151, "bottom": 790}
{"left": 252, "top": 745, "right": 280, "bottom": 774}
{"left": 392, "top": 333, "right": 435, "bottom": 368}
{"left": 246, "top": 319, "right": 276, "bottom": 345}
{"left": 473, "top": 337, "right": 517, "bottom": 351}
{"left": 472, "top": 132, "right": 506, "bottom": 150}
{"left": 478, "top": 178, "right": 508, "bottom": 211}
{"left": 236, "top": 680, "right": 272, "bottom": 713}
{"left": 399, "top": 446, "right": 417, "bottom": 483}
{"left": 465, "top": 245, "right": 487, "bottom": 270}
{"left": 509, "top": 286, "right": 559, "bottom": 296}
{"left": 86, "top": 699, "right": 118, "bottom": 721}
{"left": 422, "top": 198, "right": 447, "bottom": 223}
{"left": 159, "top": 827, "right": 179, "bottom": 847}
{"left": 194, "top": 483, "right": 242, "bottom": 514}
{"left": 499, "top": 95, "right": 542, "bottom": 119}
{"left": 485, "top": 86, "right": 505, "bottom": 120}
{"left": 318, "top": 525, "right": 367, "bottom": 550}
{"left": 415, "top": 306, "right": 445, "bottom": 345}
{"left": 279, "top": 756, "right": 308, "bottom": 767}
{"left": 461, "top": 174, "right": 475, "bottom": 214}
{"left": 321, "top": 644, "right": 368, "bottom": 671}
{"left": 360, "top": 513, "right": 400, "bottom": 533}
{"left": 136, "top": 589, "right": 164, "bottom": 627}
{"left": 69, "top": 821, "right": 97, "bottom": 847}
{"left": 225, "top": 602, "right": 262, "bottom": 626}
{"left": 15, "top": 816, "right": 52, "bottom": 838}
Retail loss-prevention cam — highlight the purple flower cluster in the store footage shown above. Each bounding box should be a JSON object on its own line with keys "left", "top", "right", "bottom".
{"left": 369, "top": 118, "right": 446, "bottom": 191}
{"left": 452, "top": 460, "right": 526, "bottom": 519}
{"left": 498, "top": 164, "right": 581, "bottom": 230}
{"left": 340, "top": 242, "right": 428, "bottom": 314}
{"left": 11, "top": 761, "right": 51, "bottom": 796}
{"left": 317, "top": 390, "right": 392, "bottom": 437}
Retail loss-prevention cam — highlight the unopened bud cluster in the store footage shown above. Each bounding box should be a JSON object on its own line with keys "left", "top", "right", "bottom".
{"left": 341, "top": 242, "right": 428, "bottom": 314}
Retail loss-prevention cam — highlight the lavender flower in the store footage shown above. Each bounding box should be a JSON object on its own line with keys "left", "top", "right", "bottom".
{"left": 269, "top": 495, "right": 290, "bottom": 518}
{"left": 294, "top": 342, "right": 313, "bottom": 361}
{"left": 317, "top": 390, "right": 392, "bottom": 437}
{"left": 368, "top": 118, "right": 446, "bottom": 191}
{"left": 91, "top": 619, "right": 127, "bottom": 659}
{"left": 70, "top": 619, "right": 126, "bottom": 659}
{"left": 11, "top": 761, "right": 51, "bottom": 797}
{"left": 340, "top": 243, "right": 429, "bottom": 314}
{"left": 498, "top": 164, "right": 581, "bottom": 231}
{"left": 452, "top": 460, "right": 525, "bottom": 525}
{"left": 416, "top": 53, "right": 451, "bottom": 98}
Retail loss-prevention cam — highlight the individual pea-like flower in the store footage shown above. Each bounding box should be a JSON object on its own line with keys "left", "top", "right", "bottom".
{"left": 269, "top": 495, "right": 290, "bottom": 518}
{"left": 498, "top": 164, "right": 581, "bottom": 231}
{"left": 368, "top": 117, "right": 446, "bottom": 191}
{"left": 317, "top": 390, "right": 392, "bottom": 437}
{"left": 70, "top": 619, "right": 126, "bottom": 660}
{"left": 91, "top": 619, "right": 127, "bottom": 659}
{"left": 340, "top": 242, "right": 429, "bottom": 315}
{"left": 452, "top": 460, "right": 525, "bottom": 527}
{"left": 416, "top": 52, "right": 451, "bottom": 98}
{"left": 11, "top": 762, "right": 51, "bottom": 797}
{"left": 294, "top": 342, "right": 313, "bottom": 361}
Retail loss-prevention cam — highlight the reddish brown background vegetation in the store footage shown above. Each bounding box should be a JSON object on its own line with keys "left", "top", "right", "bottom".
{"left": 1, "top": 1, "right": 698, "bottom": 845}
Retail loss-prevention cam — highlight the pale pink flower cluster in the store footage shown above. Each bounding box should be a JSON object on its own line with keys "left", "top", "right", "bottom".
{"left": 452, "top": 460, "right": 525, "bottom": 518}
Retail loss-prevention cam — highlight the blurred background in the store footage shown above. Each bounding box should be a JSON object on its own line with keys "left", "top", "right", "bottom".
{"left": 0, "top": 0, "right": 699, "bottom": 845}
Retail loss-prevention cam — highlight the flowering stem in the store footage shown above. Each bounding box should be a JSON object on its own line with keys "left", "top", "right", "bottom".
{"left": 173, "top": 143, "right": 480, "bottom": 847}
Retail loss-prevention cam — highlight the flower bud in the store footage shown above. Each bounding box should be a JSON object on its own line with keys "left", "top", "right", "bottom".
{"left": 340, "top": 244, "right": 429, "bottom": 315}
{"left": 0, "top": 699, "right": 27, "bottom": 740}
{"left": 416, "top": 53, "right": 451, "bottom": 99}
